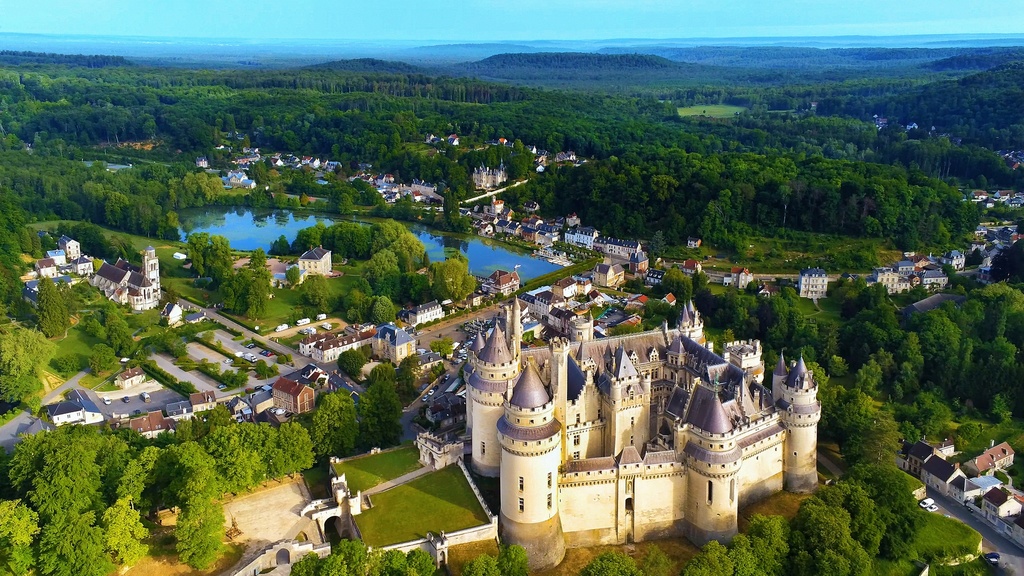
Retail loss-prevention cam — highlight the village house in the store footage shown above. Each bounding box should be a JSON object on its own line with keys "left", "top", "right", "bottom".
{"left": 222, "top": 170, "right": 256, "bottom": 189}
{"left": 70, "top": 256, "right": 94, "bottom": 276}
{"left": 965, "top": 442, "right": 1015, "bottom": 476}
{"left": 628, "top": 251, "right": 650, "bottom": 275}
{"left": 565, "top": 213, "right": 581, "bottom": 227}
{"left": 645, "top": 269, "right": 665, "bottom": 286}
{"left": 165, "top": 401, "right": 194, "bottom": 421}
{"left": 401, "top": 300, "right": 444, "bottom": 326}
{"left": 484, "top": 269, "right": 521, "bottom": 296}
{"left": 867, "top": 268, "right": 909, "bottom": 294}
{"left": 115, "top": 367, "right": 146, "bottom": 390}
{"left": 797, "top": 268, "right": 829, "bottom": 300}
{"left": 45, "top": 390, "right": 104, "bottom": 427}
{"left": 45, "top": 249, "right": 66, "bottom": 266}
{"left": 983, "top": 488, "right": 1022, "bottom": 526}
{"left": 594, "top": 236, "right": 643, "bottom": 259}
{"left": 920, "top": 455, "right": 966, "bottom": 498}
{"left": 425, "top": 392, "right": 467, "bottom": 428}
{"left": 128, "top": 411, "right": 176, "bottom": 439}
{"left": 22, "top": 276, "right": 71, "bottom": 306}
{"left": 58, "top": 235, "right": 81, "bottom": 261}
{"left": 918, "top": 269, "right": 949, "bottom": 290}
{"left": 552, "top": 277, "right": 578, "bottom": 300}
{"left": 896, "top": 439, "right": 940, "bottom": 478}
{"left": 941, "top": 250, "right": 966, "bottom": 271}
{"left": 524, "top": 200, "right": 540, "bottom": 212}
{"left": 372, "top": 324, "right": 416, "bottom": 364}
{"left": 189, "top": 391, "right": 217, "bottom": 414}
{"left": 35, "top": 258, "right": 58, "bottom": 279}
{"left": 564, "top": 226, "right": 600, "bottom": 250}
{"left": 272, "top": 377, "right": 315, "bottom": 414}
{"left": 195, "top": 156, "right": 209, "bottom": 168}
{"left": 724, "top": 267, "right": 754, "bottom": 289}
{"left": 297, "top": 246, "right": 332, "bottom": 276}
{"left": 594, "top": 262, "right": 625, "bottom": 288}
{"left": 299, "top": 327, "right": 376, "bottom": 363}
{"left": 161, "top": 303, "right": 184, "bottom": 327}
{"left": 248, "top": 390, "right": 275, "bottom": 415}
{"left": 681, "top": 259, "right": 703, "bottom": 276}
{"left": 687, "top": 237, "right": 702, "bottom": 248}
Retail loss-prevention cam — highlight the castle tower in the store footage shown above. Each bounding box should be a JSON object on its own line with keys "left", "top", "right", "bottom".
{"left": 498, "top": 360, "right": 565, "bottom": 571}
{"left": 600, "top": 346, "right": 650, "bottom": 456}
{"left": 144, "top": 246, "right": 160, "bottom": 292}
{"left": 468, "top": 323, "right": 520, "bottom": 477}
{"left": 511, "top": 298, "right": 523, "bottom": 359}
{"left": 678, "top": 300, "right": 704, "bottom": 343}
{"left": 776, "top": 357, "right": 820, "bottom": 493}
{"left": 569, "top": 314, "right": 594, "bottom": 342}
{"left": 682, "top": 383, "right": 742, "bottom": 545}
{"left": 550, "top": 338, "right": 570, "bottom": 460}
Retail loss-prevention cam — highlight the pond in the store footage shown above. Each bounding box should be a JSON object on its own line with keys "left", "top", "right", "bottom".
{"left": 177, "top": 207, "right": 563, "bottom": 281}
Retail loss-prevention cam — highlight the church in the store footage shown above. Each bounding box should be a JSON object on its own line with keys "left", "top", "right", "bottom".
{"left": 90, "top": 246, "right": 161, "bottom": 311}
{"left": 465, "top": 299, "right": 820, "bottom": 570}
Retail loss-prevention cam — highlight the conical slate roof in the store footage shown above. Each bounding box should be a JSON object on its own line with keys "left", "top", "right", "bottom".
{"left": 613, "top": 345, "right": 639, "bottom": 379}
{"left": 685, "top": 385, "right": 733, "bottom": 434}
{"left": 786, "top": 356, "right": 811, "bottom": 389}
{"left": 679, "top": 305, "right": 692, "bottom": 326}
{"left": 470, "top": 332, "right": 486, "bottom": 353}
{"left": 509, "top": 361, "right": 550, "bottom": 409}
{"left": 477, "top": 324, "right": 513, "bottom": 365}
{"left": 773, "top": 352, "right": 788, "bottom": 377}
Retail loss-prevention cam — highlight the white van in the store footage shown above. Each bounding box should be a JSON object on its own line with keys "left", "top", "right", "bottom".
{"left": 295, "top": 318, "right": 311, "bottom": 326}
{"left": 316, "top": 313, "right": 327, "bottom": 321}
{"left": 274, "top": 324, "right": 288, "bottom": 332}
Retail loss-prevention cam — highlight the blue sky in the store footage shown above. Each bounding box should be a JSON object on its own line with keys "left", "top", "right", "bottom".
{"left": 3, "top": 0, "right": 1022, "bottom": 41}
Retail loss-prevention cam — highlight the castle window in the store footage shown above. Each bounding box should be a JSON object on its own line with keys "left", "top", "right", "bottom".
{"left": 530, "top": 419, "right": 535, "bottom": 424}
{"left": 707, "top": 480, "right": 713, "bottom": 504}
{"left": 630, "top": 417, "right": 635, "bottom": 428}
{"left": 519, "top": 476, "right": 524, "bottom": 491}
{"left": 573, "top": 451, "right": 580, "bottom": 460}
{"left": 481, "top": 442, "right": 485, "bottom": 456}
{"left": 548, "top": 493, "right": 553, "bottom": 509}
{"left": 574, "top": 436, "right": 581, "bottom": 446}
{"left": 518, "top": 498, "right": 524, "bottom": 512}
{"left": 576, "top": 414, "right": 581, "bottom": 424}
{"left": 548, "top": 472, "right": 552, "bottom": 488}
{"left": 730, "top": 479, "right": 735, "bottom": 502}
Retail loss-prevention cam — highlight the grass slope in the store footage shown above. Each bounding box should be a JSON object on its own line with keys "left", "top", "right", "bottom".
{"left": 331, "top": 445, "right": 423, "bottom": 494}
{"left": 355, "top": 466, "right": 489, "bottom": 547}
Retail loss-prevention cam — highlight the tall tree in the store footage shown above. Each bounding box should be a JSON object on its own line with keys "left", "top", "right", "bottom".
{"left": 36, "top": 278, "right": 69, "bottom": 338}
{"left": 102, "top": 497, "right": 149, "bottom": 566}
{"left": 359, "top": 380, "right": 403, "bottom": 450}
{"left": 430, "top": 257, "right": 476, "bottom": 303}
{"left": 310, "top": 392, "right": 359, "bottom": 458}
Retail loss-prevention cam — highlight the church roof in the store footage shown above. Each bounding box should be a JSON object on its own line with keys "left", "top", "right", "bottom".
{"left": 509, "top": 361, "right": 550, "bottom": 409}
{"left": 477, "top": 324, "right": 513, "bottom": 365}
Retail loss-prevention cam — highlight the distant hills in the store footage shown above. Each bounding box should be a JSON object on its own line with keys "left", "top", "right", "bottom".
{"left": 305, "top": 58, "right": 426, "bottom": 75}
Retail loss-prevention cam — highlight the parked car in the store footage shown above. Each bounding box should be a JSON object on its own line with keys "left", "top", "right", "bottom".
{"left": 132, "top": 409, "right": 142, "bottom": 416}
{"left": 217, "top": 384, "right": 227, "bottom": 390}
{"left": 260, "top": 350, "right": 272, "bottom": 357}
{"left": 246, "top": 343, "right": 256, "bottom": 349}
{"left": 918, "top": 498, "right": 935, "bottom": 508}
{"left": 224, "top": 358, "right": 233, "bottom": 364}
{"left": 103, "top": 397, "right": 111, "bottom": 405}
{"left": 985, "top": 552, "right": 1000, "bottom": 565}
{"left": 926, "top": 504, "right": 939, "bottom": 512}
{"left": 122, "top": 396, "right": 130, "bottom": 404}
{"left": 427, "top": 388, "right": 436, "bottom": 396}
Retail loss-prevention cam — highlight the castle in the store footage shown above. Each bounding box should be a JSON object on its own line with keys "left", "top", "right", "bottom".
{"left": 465, "top": 299, "right": 819, "bottom": 570}
{"left": 90, "top": 246, "right": 161, "bottom": 311}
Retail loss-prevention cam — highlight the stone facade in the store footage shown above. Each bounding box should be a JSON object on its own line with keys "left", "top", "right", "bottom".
{"left": 298, "top": 247, "right": 332, "bottom": 276}
{"left": 90, "top": 247, "right": 161, "bottom": 311}
{"left": 465, "top": 299, "right": 819, "bottom": 570}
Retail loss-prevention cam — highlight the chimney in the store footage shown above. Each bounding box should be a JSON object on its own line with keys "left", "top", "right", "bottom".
{"left": 954, "top": 462, "right": 960, "bottom": 470}
{"left": 991, "top": 439, "right": 996, "bottom": 448}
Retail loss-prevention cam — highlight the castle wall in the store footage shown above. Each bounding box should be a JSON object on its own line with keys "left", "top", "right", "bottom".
{"left": 631, "top": 469, "right": 687, "bottom": 541}
{"left": 559, "top": 473, "right": 620, "bottom": 546}
{"left": 469, "top": 388, "right": 503, "bottom": 476}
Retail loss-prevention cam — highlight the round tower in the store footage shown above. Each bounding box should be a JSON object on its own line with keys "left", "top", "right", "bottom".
{"left": 682, "top": 383, "right": 742, "bottom": 546}
{"left": 468, "top": 324, "right": 520, "bottom": 477}
{"left": 498, "top": 361, "right": 565, "bottom": 571}
{"left": 678, "top": 300, "right": 705, "bottom": 343}
{"left": 776, "top": 356, "right": 820, "bottom": 493}
{"left": 569, "top": 314, "right": 594, "bottom": 342}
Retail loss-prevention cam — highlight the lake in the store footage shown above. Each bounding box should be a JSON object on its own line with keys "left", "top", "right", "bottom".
{"left": 177, "top": 207, "right": 562, "bottom": 281}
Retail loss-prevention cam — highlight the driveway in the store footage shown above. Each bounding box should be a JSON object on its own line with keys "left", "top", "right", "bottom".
{"left": 928, "top": 488, "right": 1023, "bottom": 574}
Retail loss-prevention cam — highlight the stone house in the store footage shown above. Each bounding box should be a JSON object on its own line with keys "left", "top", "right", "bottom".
{"left": 272, "top": 377, "right": 315, "bottom": 414}
{"left": 115, "top": 367, "right": 146, "bottom": 390}
{"left": 298, "top": 246, "right": 332, "bottom": 276}
{"left": 372, "top": 324, "right": 416, "bottom": 364}
{"left": 594, "top": 263, "right": 625, "bottom": 288}
{"left": 964, "top": 442, "right": 1015, "bottom": 476}
{"left": 797, "top": 268, "right": 828, "bottom": 300}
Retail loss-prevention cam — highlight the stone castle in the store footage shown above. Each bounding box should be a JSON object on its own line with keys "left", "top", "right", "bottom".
{"left": 465, "top": 299, "right": 820, "bottom": 570}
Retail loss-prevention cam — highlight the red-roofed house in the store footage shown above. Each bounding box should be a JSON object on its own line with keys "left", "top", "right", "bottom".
{"left": 965, "top": 442, "right": 1015, "bottom": 476}
{"left": 272, "top": 377, "right": 315, "bottom": 414}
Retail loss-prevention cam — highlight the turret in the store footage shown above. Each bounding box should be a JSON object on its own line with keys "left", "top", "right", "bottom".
{"left": 468, "top": 322, "right": 520, "bottom": 477}
{"left": 678, "top": 300, "right": 704, "bottom": 343}
{"left": 511, "top": 298, "right": 523, "bottom": 358}
{"left": 143, "top": 246, "right": 160, "bottom": 291}
{"left": 776, "top": 357, "right": 820, "bottom": 493}
{"left": 498, "top": 361, "right": 565, "bottom": 570}
{"left": 682, "top": 382, "right": 742, "bottom": 545}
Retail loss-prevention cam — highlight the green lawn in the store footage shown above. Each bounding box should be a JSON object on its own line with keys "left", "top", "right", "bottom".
{"left": 49, "top": 322, "right": 101, "bottom": 377}
{"left": 332, "top": 445, "right": 423, "bottom": 493}
{"left": 949, "top": 417, "right": 1024, "bottom": 469}
{"left": 355, "top": 466, "right": 490, "bottom": 547}
{"left": 677, "top": 104, "right": 747, "bottom": 118}
{"left": 871, "top": 513, "right": 982, "bottom": 575}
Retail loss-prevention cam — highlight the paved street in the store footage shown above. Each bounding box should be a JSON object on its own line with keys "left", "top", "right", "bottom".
{"left": 928, "top": 487, "right": 1022, "bottom": 574}
{"left": 151, "top": 353, "right": 225, "bottom": 396}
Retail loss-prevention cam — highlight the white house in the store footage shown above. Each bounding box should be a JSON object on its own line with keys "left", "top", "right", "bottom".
{"left": 564, "top": 227, "right": 600, "bottom": 250}
{"left": 798, "top": 268, "right": 829, "bottom": 300}
{"left": 161, "top": 303, "right": 184, "bottom": 327}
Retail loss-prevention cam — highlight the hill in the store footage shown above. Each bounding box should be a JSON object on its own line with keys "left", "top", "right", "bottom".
{"left": 306, "top": 58, "right": 426, "bottom": 75}
{"left": 0, "top": 50, "right": 131, "bottom": 67}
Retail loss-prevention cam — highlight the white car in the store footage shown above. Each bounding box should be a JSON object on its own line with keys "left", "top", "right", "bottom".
{"left": 919, "top": 498, "right": 935, "bottom": 508}
{"left": 103, "top": 397, "right": 111, "bottom": 405}
{"left": 926, "top": 504, "right": 940, "bottom": 512}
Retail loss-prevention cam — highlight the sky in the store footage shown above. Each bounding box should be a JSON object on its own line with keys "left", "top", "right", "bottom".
{"left": 3, "top": 0, "right": 1023, "bottom": 42}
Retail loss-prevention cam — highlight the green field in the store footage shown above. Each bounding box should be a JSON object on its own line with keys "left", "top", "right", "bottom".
{"left": 355, "top": 466, "right": 490, "bottom": 547}
{"left": 677, "top": 105, "right": 747, "bottom": 118}
{"left": 331, "top": 445, "right": 423, "bottom": 494}
{"left": 872, "top": 512, "right": 982, "bottom": 576}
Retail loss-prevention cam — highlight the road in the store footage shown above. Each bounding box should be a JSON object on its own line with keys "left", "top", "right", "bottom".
{"left": 928, "top": 487, "right": 1022, "bottom": 574}
{"left": 461, "top": 180, "right": 525, "bottom": 205}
